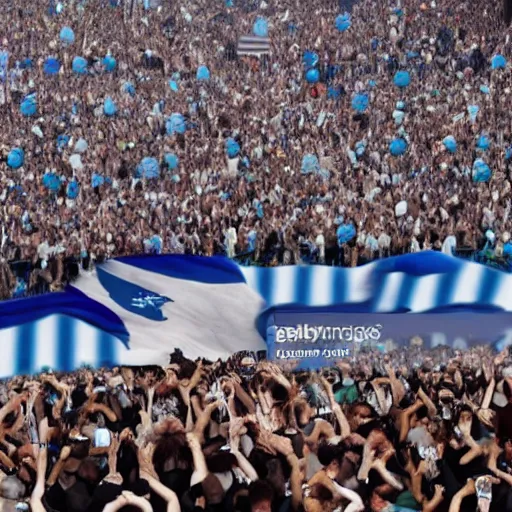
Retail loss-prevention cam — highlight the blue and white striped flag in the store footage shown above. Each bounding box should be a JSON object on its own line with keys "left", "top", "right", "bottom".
{"left": 2, "top": 252, "right": 512, "bottom": 377}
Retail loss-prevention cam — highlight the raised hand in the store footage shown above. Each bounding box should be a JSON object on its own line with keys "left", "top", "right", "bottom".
{"left": 476, "top": 408, "right": 495, "bottom": 428}
{"left": 59, "top": 446, "right": 72, "bottom": 461}
{"left": 138, "top": 443, "right": 158, "bottom": 480}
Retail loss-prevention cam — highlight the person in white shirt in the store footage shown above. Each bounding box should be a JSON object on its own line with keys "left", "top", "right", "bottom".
{"left": 315, "top": 231, "right": 325, "bottom": 264}
{"left": 93, "top": 414, "right": 111, "bottom": 448}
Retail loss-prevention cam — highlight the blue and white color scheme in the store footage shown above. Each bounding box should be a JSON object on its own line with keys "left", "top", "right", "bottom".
{"left": 2, "top": 252, "right": 512, "bottom": 377}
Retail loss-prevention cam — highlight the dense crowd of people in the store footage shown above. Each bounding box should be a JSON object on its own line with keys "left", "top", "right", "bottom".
{"left": 2, "top": 2, "right": 512, "bottom": 511}
{"left": 0, "top": 345, "right": 508, "bottom": 512}
{"left": 0, "top": 0, "right": 511, "bottom": 296}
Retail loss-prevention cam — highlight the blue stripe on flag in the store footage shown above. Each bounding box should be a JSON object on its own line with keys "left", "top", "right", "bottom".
{"left": 99, "top": 330, "right": 115, "bottom": 368}
{"left": 397, "top": 274, "right": 417, "bottom": 310}
{"left": 435, "top": 268, "right": 459, "bottom": 307}
{"left": 58, "top": 316, "right": 75, "bottom": 372}
{"left": 258, "top": 269, "right": 274, "bottom": 306}
{"left": 117, "top": 255, "right": 246, "bottom": 284}
{"left": 16, "top": 322, "right": 36, "bottom": 375}
{"left": 296, "top": 267, "right": 311, "bottom": 305}
{"left": 333, "top": 269, "right": 346, "bottom": 304}
{"left": 478, "top": 268, "right": 502, "bottom": 305}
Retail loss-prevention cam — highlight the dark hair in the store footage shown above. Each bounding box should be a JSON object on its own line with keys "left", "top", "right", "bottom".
{"left": 248, "top": 480, "right": 274, "bottom": 507}
{"left": 504, "top": 380, "right": 511, "bottom": 400}
{"left": 153, "top": 433, "right": 192, "bottom": 473}
{"left": 317, "top": 442, "right": 344, "bottom": 467}
{"left": 415, "top": 405, "right": 429, "bottom": 420}
{"left": 206, "top": 452, "right": 238, "bottom": 473}
{"left": 117, "top": 441, "right": 140, "bottom": 485}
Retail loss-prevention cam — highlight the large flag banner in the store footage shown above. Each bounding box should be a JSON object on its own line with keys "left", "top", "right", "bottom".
{"left": 2, "top": 252, "right": 512, "bottom": 377}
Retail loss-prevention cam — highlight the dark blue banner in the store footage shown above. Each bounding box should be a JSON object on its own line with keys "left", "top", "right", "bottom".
{"left": 266, "top": 311, "right": 512, "bottom": 368}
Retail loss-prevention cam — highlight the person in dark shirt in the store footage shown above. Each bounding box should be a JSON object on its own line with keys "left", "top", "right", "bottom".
{"left": 495, "top": 381, "right": 512, "bottom": 442}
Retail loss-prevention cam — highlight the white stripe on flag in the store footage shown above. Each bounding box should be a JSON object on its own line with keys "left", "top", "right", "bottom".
{"left": 375, "top": 273, "right": 404, "bottom": 312}
{"left": 345, "top": 263, "right": 375, "bottom": 303}
{"left": 309, "top": 266, "right": 335, "bottom": 306}
{"left": 452, "top": 263, "right": 483, "bottom": 305}
{"left": 0, "top": 326, "right": 17, "bottom": 378}
{"left": 270, "top": 266, "right": 298, "bottom": 306}
{"left": 34, "top": 315, "right": 59, "bottom": 373}
{"left": 493, "top": 274, "right": 512, "bottom": 310}
{"left": 74, "top": 319, "right": 101, "bottom": 368}
{"left": 407, "top": 274, "right": 441, "bottom": 312}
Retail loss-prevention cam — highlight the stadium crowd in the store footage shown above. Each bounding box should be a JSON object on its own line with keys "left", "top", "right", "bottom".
{"left": 0, "top": 345, "right": 508, "bottom": 512}
{"left": 0, "top": 0, "right": 512, "bottom": 300}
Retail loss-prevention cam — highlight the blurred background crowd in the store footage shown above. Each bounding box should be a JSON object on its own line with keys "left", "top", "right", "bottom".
{"left": 0, "top": 0, "right": 512, "bottom": 298}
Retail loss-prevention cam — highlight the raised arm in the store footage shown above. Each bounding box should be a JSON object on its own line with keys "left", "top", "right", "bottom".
{"left": 229, "top": 418, "right": 258, "bottom": 482}
{"left": 187, "top": 432, "right": 209, "bottom": 486}
{"left": 30, "top": 418, "right": 49, "bottom": 512}
{"left": 319, "top": 375, "right": 350, "bottom": 439}
{"left": 139, "top": 443, "right": 181, "bottom": 512}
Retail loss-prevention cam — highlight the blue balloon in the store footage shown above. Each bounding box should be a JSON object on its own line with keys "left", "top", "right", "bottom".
{"left": 169, "top": 80, "right": 179, "bottom": 92}
{"left": 164, "top": 153, "right": 179, "bottom": 170}
{"left": 56, "top": 134, "right": 70, "bottom": 150}
{"left": 166, "top": 113, "right": 186, "bottom": 135}
{"left": 393, "top": 70, "right": 410, "bottom": 88}
{"left": 91, "top": 173, "right": 105, "bottom": 188}
{"left": 226, "top": 138, "right": 240, "bottom": 158}
{"left": 103, "top": 55, "right": 117, "bottom": 72}
{"left": 337, "top": 223, "right": 356, "bottom": 244}
{"left": 491, "top": 54, "right": 507, "bottom": 70}
{"left": 196, "top": 65, "right": 210, "bottom": 81}
{"left": 467, "top": 105, "right": 479, "bottom": 124}
{"left": 504, "top": 242, "right": 512, "bottom": 257}
{"left": 19, "top": 59, "right": 33, "bottom": 70}
{"left": 480, "top": 85, "right": 490, "bottom": 95}
{"left": 476, "top": 134, "right": 490, "bottom": 151}
{"left": 7, "top": 148, "right": 24, "bottom": 169}
{"left": 43, "top": 57, "right": 61, "bottom": 75}
{"left": 303, "top": 51, "right": 319, "bottom": 68}
{"left": 72, "top": 56, "right": 88, "bottom": 74}
{"left": 389, "top": 138, "right": 407, "bottom": 156}
{"left": 253, "top": 17, "right": 268, "bottom": 37}
{"left": 305, "top": 68, "right": 320, "bottom": 84}
{"left": 42, "top": 173, "right": 61, "bottom": 192}
{"left": 66, "top": 180, "right": 79, "bottom": 199}
{"left": 327, "top": 86, "right": 342, "bottom": 100}
{"left": 20, "top": 94, "right": 37, "bottom": 117}
{"left": 59, "top": 26, "right": 75, "bottom": 45}
{"left": 136, "top": 157, "right": 161, "bottom": 179}
{"left": 351, "top": 93, "right": 369, "bottom": 112}
{"left": 122, "top": 82, "right": 136, "bottom": 96}
{"left": 473, "top": 159, "right": 491, "bottom": 183}
{"left": 443, "top": 136, "right": 457, "bottom": 153}
{"left": 335, "top": 13, "right": 351, "bottom": 32}
{"left": 103, "top": 97, "right": 117, "bottom": 117}
{"left": 355, "top": 140, "right": 367, "bottom": 157}
{"left": 301, "top": 154, "right": 320, "bottom": 175}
